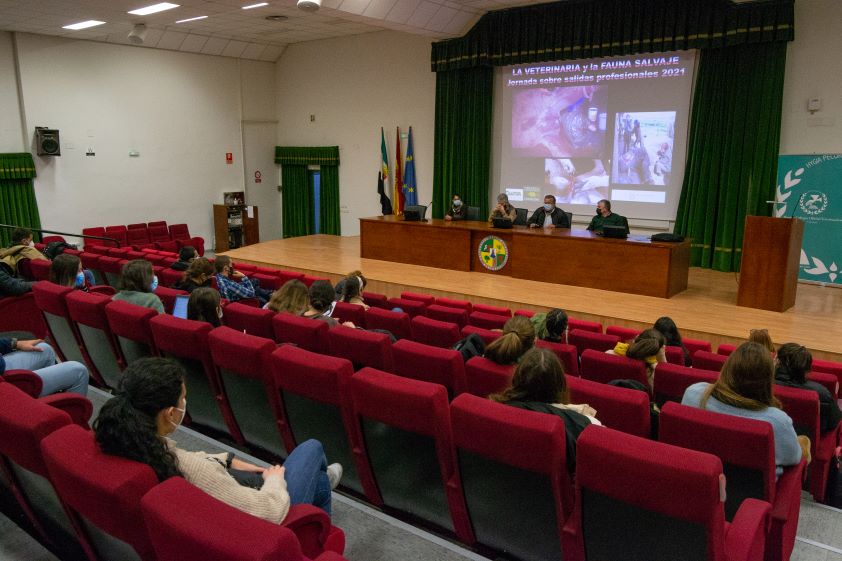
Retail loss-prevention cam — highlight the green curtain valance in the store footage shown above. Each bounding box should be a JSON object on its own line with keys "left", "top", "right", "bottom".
{"left": 431, "top": 0, "right": 794, "bottom": 71}
{"left": 274, "top": 146, "right": 340, "bottom": 166}
{"left": 0, "top": 153, "right": 37, "bottom": 180}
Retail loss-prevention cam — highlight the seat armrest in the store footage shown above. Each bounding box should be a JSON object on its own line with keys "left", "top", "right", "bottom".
{"left": 771, "top": 460, "right": 806, "bottom": 521}
{"left": 2, "top": 370, "right": 43, "bottom": 397}
{"left": 40, "top": 394, "right": 93, "bottom": 428}
{"left": 282, "top": 504, "right": 331, "bottom": 559}
{"left": 725, "top": 498, "right": 771, "bottom": 561}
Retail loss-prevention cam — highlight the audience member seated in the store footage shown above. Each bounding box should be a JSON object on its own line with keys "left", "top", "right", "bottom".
{"left": 0, "top": 337, "right": 89, "bottom": 396}
{"left": 303, "top": 281, "right": 352, "bottom": 328}
{"left": 607, "top": 328, "right": 666, "bottom": 387}
{"left": 337, "top": 272, "right": 368, "bottom": 310}
{"left": 488, "top": 193, "right": 517, "bottom": 223}
{"left": 444, "top": 194, "right": 466, "bottom": 221}
{"left": 112, "top": 259, "right": 164, "bottom": 313}
{"left": 0, "top": 228, "right": 43, "bottom": 298}
{"left": 214, "top": 256, "right": 271, "bottom": 306}
{"left": 173, "top": 257, "right": 214, "bottom": 293}
{"left": 749, "top": 328, "right": 776, "bottom": 354}
{"left": 653, "top": 316, "right": 691, "bottom": 366}
{"left": 530, "top": 308, "right": 568, "bottom": 343}
{"left": 682, "top": 342, "right": 809, "bottom": 476}
{"left": 170, "top": 246, "right": 198, "bottom": 272}
{"left": 483, "top": 315, "right": 535, "bottom": 365}
{"left": 775, "top": 342, "right": 842, "bottom": 433}
{"left": 93, "top": 358, "right": 342, "bottom": 521}
{"left": 187, "top": 287, "right": 223, "bottom": 328}
{"left": 490, "top": 347, "right": 599, "bottom": 471}
{"left": 333, "top": 269, "right": 367, "bottom": 302}
{"left": 265, "top": 279, "right": 308, "bottom": 314}
{"left": 50, "top": 253, "right": 89, "bottom": 291}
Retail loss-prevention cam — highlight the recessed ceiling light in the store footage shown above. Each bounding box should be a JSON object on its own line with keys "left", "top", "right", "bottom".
{"left": 265, "top": 15, "right": 288, "bottom": 21}
{"left": 242, "top": 2, "right": 269, "bottom": 9}
{"left": 175, "top": 15, "right": 208, "bottom": 23}
{"left": 62, "top": 20, "right": 106, "bottom": 30}
{"left": 128, "top": 3, "right": 180, "bottom": 16}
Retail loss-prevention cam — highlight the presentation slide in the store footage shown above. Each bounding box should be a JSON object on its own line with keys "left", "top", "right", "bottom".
{"left": 493, "top": 50, "right": 696, "bottom": 221}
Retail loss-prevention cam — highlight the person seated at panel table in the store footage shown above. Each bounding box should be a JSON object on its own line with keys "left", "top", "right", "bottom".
{"left": 586, "top": 199, "right": 629, "bottom": 234}
{"left": 488, "top": 193, "right": 518, "bottom": 224}
{"left": 444, "top": 194, "right": 466, "bottom": 221}
{"left": 527, "top": 195, "right": 571, "bottom": 229}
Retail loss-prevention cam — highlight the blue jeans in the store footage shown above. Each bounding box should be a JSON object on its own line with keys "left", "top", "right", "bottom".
{"left": 283, "top": 439, "right": 332, "bottom": 515}
{"left": 2, "top": 342, "right": 89, "bottom": 397}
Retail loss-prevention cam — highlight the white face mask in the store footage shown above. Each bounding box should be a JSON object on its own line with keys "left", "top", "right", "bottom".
{"left": 217, "top": 307, "right": 224, "bottom": 319}
{"left": 169, "top": 399, "right": 187, "bottom": 431}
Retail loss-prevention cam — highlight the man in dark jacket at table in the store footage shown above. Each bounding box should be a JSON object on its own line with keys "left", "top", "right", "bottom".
{"left": 528, "top": 195, "right": 571, "bottom": 229}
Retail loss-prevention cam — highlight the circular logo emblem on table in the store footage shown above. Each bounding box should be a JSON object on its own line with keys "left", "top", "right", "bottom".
{"left": 478, "top": 236, "right": 509, "bottom": 271}
{"left": 799, "top": 191, "right": 828, "bottom": 215}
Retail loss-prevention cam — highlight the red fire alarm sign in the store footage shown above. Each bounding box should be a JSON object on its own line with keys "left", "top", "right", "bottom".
{"left": 225, "top": 152, "right": 233, "bottom": 164}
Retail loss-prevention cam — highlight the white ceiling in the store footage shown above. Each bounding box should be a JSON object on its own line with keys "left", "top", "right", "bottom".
{"left": 0, "top": 0, "right": 542, "bottom": 62}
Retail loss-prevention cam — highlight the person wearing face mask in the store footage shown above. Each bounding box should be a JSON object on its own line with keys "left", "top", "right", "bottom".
{"left": 444, "top": 194, "right": 466, "bottom": 221}
{"left": 49, "top": 253, "right": 90, "bottom": 292}
{"left": 0, "top": 227, "right": 46, "bottom": 298}
{"left": 187, "top": 287, "right": 224, "bottom": 327}
{"left": 586, "top": 198, "right": 629, "bottom": 234}
{"left": 527, "top": 195, "right": 571, "bottom": 229}
{"left": 93, "top": 358, "right": 342, "bottom": 522}
{"left": 112, "top": 259, "right": 165, "bottom": 313}
{"left": 174, "top": 257, "right": 214, "bottom": 293}
{"left": 488, "top": 193, "right": 518, "bottom": 223}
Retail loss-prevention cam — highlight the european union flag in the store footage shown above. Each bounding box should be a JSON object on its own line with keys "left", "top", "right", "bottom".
{"left": 403, "top": 127, "right": 418, "bottom": 206}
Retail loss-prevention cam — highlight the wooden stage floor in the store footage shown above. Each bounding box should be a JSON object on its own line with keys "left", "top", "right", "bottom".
{"left": 221, "top": 235, "right": 842, "bottom": 362}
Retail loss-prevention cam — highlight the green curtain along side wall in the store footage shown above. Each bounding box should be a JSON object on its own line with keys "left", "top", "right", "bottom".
{"left": 674, "top": 42, "right": 787, "bottom": 272}
{"left": 319, "top": 164, "right": 341, "bottom": 236}
{"left": 276, "top": 146, "right": 340, "bottom": 238}
{"left": 432, "top": 66, "right": 493, "bottom": 220}
{"left": 0, "top": 179, "right": 42, "bottom": 247}
{"left": 0, "top": 154, "right": 40, "bottom": 247}
{"left": 281, "top": 164, "right": 314, "bottom": 238}
{"left": 431, "top": 0, "right": 794, "bottom": 71}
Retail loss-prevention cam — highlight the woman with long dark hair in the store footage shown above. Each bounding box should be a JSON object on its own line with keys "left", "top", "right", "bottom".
{"left": 491, "top": 348, "right": 599, "bottom": 470}
{"left": 775, "top": 342, "right": 842, "bottom": 433}
{"left": 607, "top": 328, "right": 666, "bottom": 387}
{"left": 94, "top": 358, "right": 342, "bottom": 522}
{"left": 653, "top": 316, "right": 690, "bottom": 367}
{"left": 174, "top": 257, "right": 214, "bottom": 293}
{"left": 187, "top": 287, "right": 222, "bottom": 328}
{"left": 682, "top": 342, "right": 808, "bottom": 475}
{"left": 50, "top": 253, "right": 88, "bottom": 291}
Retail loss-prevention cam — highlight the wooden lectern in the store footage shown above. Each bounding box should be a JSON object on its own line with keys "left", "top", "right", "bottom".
{"left": 737, "top": 216, "right": 803, "bottom": 312}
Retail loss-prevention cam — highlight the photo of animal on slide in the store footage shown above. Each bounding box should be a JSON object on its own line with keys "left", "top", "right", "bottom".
{"left": 612, "top": 112, "right": 675, "bottom": 186}
{"left": 512, "top": 85, "right": 607, "bottom": 158}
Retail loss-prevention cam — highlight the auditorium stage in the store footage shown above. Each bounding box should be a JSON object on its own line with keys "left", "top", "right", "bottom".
{"left": 220, "top": 235, "right": 842, "bottom": 362}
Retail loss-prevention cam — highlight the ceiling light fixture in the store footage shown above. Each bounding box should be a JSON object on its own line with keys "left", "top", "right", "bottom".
{"left": 128, "top": 23, "right": 148, "bottom": 44}
{"left": 175, "top": 15, "right": 208, "bottom": 23}
{"left": 62, "top": 20, "right": 106, "bottom": 30}
{"left": 242, "top": 2, "right": 269, "bottom": 9}
{"left": 297, "top": 0, "right": 321, "bottom": 11}
{"left": 128, "top": 3, "right": 180, "bottom": 16}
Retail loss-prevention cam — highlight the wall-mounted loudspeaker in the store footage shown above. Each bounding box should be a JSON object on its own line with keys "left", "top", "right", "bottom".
{"left": 35, "top": 127, "right": 61, "bottom": 156}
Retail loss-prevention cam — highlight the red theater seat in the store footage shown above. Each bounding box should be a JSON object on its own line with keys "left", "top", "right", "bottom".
{"left": 464, "top": 356, "right": 514, "bottom": 397}
{"left": 400, "top": 291, "right": 436, "bottom": 305}
{"left": 327, "top": 326, "right": 394, "bottom": 372}
{"left": 652, "top": 362, "right": 720, "bottom": 407}
{"left": 364, "top": 307, "right": 411, "bottom": 340}
{"left": 469, "top": 311, "right": 508, "bottom": 330}
{"left": 605, "top": 325, "right": 640, "bottom": 342}
{"left": 386, "top": 297, "right": 426, "bottom": 317}
{"left": 568, "top": 329, "right": 619, "bottom": 356}
{"left": 567, "top": 376, "right": 650, "bottom": 438}
{"left": 693, "top": 350, "right": 728, "bottom": 372}
{"left": 579, "top": 349, "right": 649, "bottom": 390}
{"left": 472, "top": 303, "right": 511, "bottom": 317}
{"left": 535, "top": 339, "right": 579, "bottom": 377}
{"left": 392, "top": 339, "right": 467, "bottom": 396}
{"left": 332, "top": 302, "right": 366, "bottom": 328}
{"left": 411, "top": 315, "right": 461, "bottom": 348}
{"left": 222, "top": 302, "right": 275, "bottom": 339}
{"left": 273, "top": 313, "right": 330, "bottom": 354}
{"left": 105, "top": 300, "right": 159, "bottom": 366}
{"left": 426, "top": 304, "right": 469, "bottom": 328}
{"left": 567, "top": 318, "right": 602, "bottom": 333}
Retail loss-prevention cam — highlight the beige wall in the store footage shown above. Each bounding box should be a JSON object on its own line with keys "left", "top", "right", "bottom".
{"left": 275, "top": 31, "right": 436, "bottom": 236}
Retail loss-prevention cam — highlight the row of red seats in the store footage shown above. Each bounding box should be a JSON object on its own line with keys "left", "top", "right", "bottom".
{"left": 25, "top": 283, "right": 840, "bottom": 560}
{"left": 0, "top": 377, "right": 346, "bottom": 561}
{"left": 30, "top": 280, "right": 842, "bottom": 507}
{"left": 81, "top": 220, "right": 205, "bottom": 255}
{"left": 0, "top": 327, "right": 778, "bottom": 561}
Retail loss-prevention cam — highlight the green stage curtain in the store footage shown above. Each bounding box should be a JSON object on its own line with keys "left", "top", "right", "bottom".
{"left": 431, "top": 0, "right": 794, "bottom": 71}
{"left": 0, "top": 153, "right": 40, "bottom": 247}
{"left": 674, "top": 42, "right": 787, "bottom": 272}
{"left": 275, "top": 146, "right": 340, "bottom": 238}
{"left": 281, "top": 164, "right": 313, "bottom": 238}
{"left": 319, "top": 164, "right": 341, "bottom": 235}
{"left": 432, "top": 66, "right": 493, "bottom": 219}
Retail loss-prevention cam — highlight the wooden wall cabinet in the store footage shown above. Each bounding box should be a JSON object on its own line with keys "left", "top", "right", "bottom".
{"left": 213, "top": 204, "right": 259, "bottom": 252}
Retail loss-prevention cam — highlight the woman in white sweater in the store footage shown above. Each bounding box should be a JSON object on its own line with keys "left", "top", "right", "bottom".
{"left": 94, "top": 358, "right": 341, "bottom": 522}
